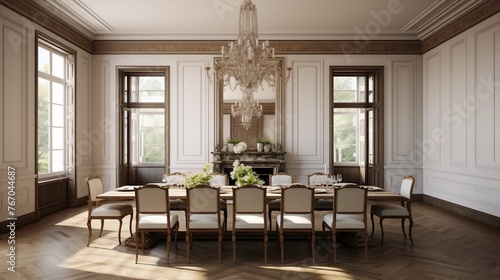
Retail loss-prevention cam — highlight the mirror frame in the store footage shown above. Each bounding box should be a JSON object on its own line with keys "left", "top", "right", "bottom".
{"left": 215, "top": 57, "right": 285, "bottom": 151}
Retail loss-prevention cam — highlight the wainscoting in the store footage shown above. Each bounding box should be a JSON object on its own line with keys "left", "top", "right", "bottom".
{"left": 38, "top": 177, "right": 69, "bottom": 218}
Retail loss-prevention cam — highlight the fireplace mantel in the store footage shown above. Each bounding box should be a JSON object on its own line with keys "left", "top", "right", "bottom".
{"left": 212, "top": 151, "right": 287, "bottom": 174}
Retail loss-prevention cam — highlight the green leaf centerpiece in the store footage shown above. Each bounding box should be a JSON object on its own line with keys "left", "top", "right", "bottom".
{"left": 230, "top": 160, "right": 261, "bottom": 186}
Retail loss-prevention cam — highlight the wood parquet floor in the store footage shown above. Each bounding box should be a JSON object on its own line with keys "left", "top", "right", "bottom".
{"left": 1, "top": 201, "right": 500, "bottom": 280}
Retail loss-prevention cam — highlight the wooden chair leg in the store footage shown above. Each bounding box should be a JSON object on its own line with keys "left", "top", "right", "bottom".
{"left": 364, "top": 231, "right": 368, "bottom": 261}
{"left": 134, "top": 230, "right": 139, "bottom": 264}
{"left": 322, "top": 222, "right": 327, "bottom": 241}
{"left": 268, "top": 211, "right": 273, "bottom": 231}
{"left": 166, "top": 234, "right": 171, "bottom": 264}
{"left": 232, "top": 231, "right": 236, "bottom": 263}
{"left": 218, "top": 231, "right": 222, "bottom": 263}
{"left": 128, "top": 214, "right": 133, "bottom": 236}
{"left": 370, "top": 213, "right": 375, "bottom": 237}
{"left": 225, "top": 210, "right": 228, "bottom": 231}
{"left": 264, "top": 231, "right": 268, "bottom": 264}
{"left": 186, "top": 232, "right": 190, "bottom": 264}
{"left": 409, "top": 218, "right": 414, "bottom": 245}
{"left": 117, "top": 219, "right": 123, "bottom": 245}
{"left": 86, "top": 219, "right": 92, "bottom": 247}
{"left": 99, "top": 219, "right": 104, "bottom": 237}
{"left": 174, "top": 223, "right": 179, "bottom": 251}
{"left": 311, "top": 231, "right": 315, "bottom": 263}
{"left": 279, "top": 231, "right": 284, "bottom": 263}
{"left": 401, "top": 218, "right": 407, "bottom": 238}
{"left": 141, "top": 232, "right": 145, "bottom": 250}
{"left": 333, "top": 232, "right": 337, "bottom": 264}
{"left": 379, "top": 219, "right": 385, "bottom": 244}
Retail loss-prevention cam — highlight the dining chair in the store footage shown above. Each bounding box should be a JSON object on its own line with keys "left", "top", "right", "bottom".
{"left": 134, "top": 184, "right": 179, "bottom": 264}
{"left": 268, "top": 173, "right": 293, "bottom": 231}
{"left": 164, "top": 172, "right": 187, "bottom": 212}
{"left": 370, "top": 176, "right": 415, "bottom": 245}
{"left": 232, "top": 184, "right": 268, "bottom": 263}
{"left": 86, "top": 175, "right": 133, "bottom": 246}
{"left": 209, "top": 172, "right": 229, "bottom": 231}
{"left": 276, "top": 184, "right": 315, "bottom": 263}
{"left": 308, "top": 172, "right": 329, "bottom": 186}
{"left": 186, "top": 184, "right": 224, "bottom": 263}
{"left": 322, "top": 185, "right": 368, "bottom": 263}
{"left": 308, "top": 172, "right": 334, "bottom": 212}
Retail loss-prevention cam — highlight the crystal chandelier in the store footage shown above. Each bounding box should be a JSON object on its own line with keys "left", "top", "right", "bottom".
{"left": 206, "top": 0, "right": 291, "bottom": 129}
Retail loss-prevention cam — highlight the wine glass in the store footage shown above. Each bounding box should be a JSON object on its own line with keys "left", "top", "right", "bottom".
{"left": 162, "top": 174, "right": 168, "bottom": 184}
{"left": 327, "top": 175, "right": 336, "bottom": 186}
{"left": 336, "top": 174, "right": 342, "bottom": 183}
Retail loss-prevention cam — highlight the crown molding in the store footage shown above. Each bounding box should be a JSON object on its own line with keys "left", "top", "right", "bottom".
{"left": 0, "top": 0, "right": 93, "bottom": 52}
{"left": 91, "top": 39, "right": 422, "bottom": 55}
{"left": 422, "top": 0, "right": 500, "bottom": 53}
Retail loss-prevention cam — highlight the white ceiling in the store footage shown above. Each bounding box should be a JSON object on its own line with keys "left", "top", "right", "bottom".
{"left": 36, "top": 0, "right": 484, "bottom": 41}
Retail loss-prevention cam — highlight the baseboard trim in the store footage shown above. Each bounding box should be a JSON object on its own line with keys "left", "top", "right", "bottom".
{"left": 423, "top": 195, "right": 500, "bottom": 229}
{"left": 0, "top": 212, "right": 38, "bottom": 234}
{"left": 69, "top": 196, "right": 88, "bottom": 208}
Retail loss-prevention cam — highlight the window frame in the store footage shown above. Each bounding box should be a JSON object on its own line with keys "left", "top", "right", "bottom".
{"left": 36, "top": 36, "right": 75, "bottom": 179}
{"left": 118, "top": 68, "right": 169, "bottom": 185}
{"left": 330, "top": 66, "right": 384, "bottom": 187}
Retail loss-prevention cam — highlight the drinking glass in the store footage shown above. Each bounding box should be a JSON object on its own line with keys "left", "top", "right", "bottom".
{"left": 336, "top": 174, "right": 342, "bottom": 183}
{"left": 162, "top": 174, "right": 168, "bottom": 183}
{"left": 327, "top": 175, "right": 336, "bottom": 186}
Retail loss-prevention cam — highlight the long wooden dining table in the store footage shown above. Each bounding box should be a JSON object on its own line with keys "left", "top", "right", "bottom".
{"left": 96, "top": 184, "right": 403, "bottom": 201}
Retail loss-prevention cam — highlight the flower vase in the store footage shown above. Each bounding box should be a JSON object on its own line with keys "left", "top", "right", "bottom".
{"left": 257, "top": 142, "right": 264, "bottom": 152}
{"left": 264, "top": 144, "right": 271, "bottom": 152}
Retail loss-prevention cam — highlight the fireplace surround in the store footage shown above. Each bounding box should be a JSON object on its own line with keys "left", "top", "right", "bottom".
{"left": 212, "top": 151, "right": 286, "bottom": 185}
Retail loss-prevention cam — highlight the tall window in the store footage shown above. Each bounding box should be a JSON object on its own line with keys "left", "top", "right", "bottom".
{"left": 333, "top": 76, "right": 373, "bottom": 164}
{"left": 120, "top": 69, "right": 167, "bottom": 185}
{"left": 331, "top": 67, "right": 383, "bottom": 186}
{"left": 37, "top": 40, "right": 74, "bottom": 177}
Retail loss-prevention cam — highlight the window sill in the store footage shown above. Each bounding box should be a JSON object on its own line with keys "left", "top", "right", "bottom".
{"left": 38, "top": 176, "right": 69, "bottom": 184}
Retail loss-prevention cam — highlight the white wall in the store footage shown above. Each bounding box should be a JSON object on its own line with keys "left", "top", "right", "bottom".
{"left": 0, "top": 6, "right": 92, "bottom": 222}
{"left": 423, "top": 13, "right": 500, "bottom": 217}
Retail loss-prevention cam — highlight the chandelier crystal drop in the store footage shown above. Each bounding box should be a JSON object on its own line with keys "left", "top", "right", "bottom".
{"left": 207, "top": 0, "right": 291, "bottom": 129}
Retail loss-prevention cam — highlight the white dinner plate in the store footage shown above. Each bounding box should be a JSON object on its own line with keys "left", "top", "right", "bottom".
{"left": 314, "top": 189, "right": 327, "bottom": 194}
{"left": 368, "top": 186, "right": 383, "bottom": 191}
{"left": 116, "top": 186, "right": 136, "bottom": 191}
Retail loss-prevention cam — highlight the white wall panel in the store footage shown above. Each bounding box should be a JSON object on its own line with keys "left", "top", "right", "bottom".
{"left": 474, "top": 24, "right": 500, "bottom": 170}
{"left": 423, "top": 52, "right": 441, "bottom": 164}
{"left": 0, "top": 175, "right": 36, "bottom": 220}
{"left": 289, "top": 61, "right": 323, "bottom": 163}
{"left": 174, "top": 61, "right": 210, "bottom": 164}
{"left": 89, "top": 60, "right": 117, "bottom": 189}
{"left": 95, "top": 61, "right": 112, "bottom": 165}
{"left": 448, "top": 39, "right": 467, "bottom": 167}
{"left": 391, "top": 60, "right": 417, "bottom": 163}
{"left": 1, "top": 22, "right": 27, "bottom": 167}
{"left": 425, "top": 170, "right": 500, "bottom": 217}
{"left": 75, "top": 53, "right": 92, "bottom": 198}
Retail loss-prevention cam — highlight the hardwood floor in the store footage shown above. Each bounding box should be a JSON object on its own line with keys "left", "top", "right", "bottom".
{"left": 1, "top": 201, "right": 500, "bottom": 280}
